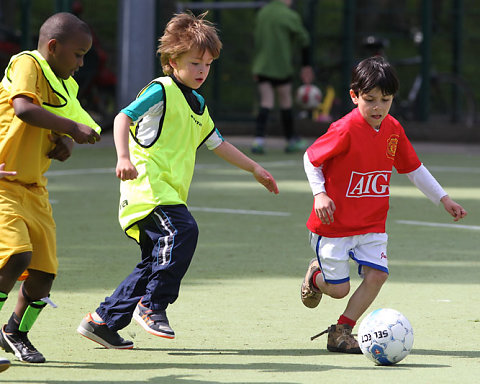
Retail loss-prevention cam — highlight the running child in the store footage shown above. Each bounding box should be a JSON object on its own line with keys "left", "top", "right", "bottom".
{"left": 77, "top": 12, "right": 278, "bottom": 349}
{"left": 0, "top": 12, "right": 101, "bottom": 364}
{"left": 300, "top": 56, "right": 467, "bottom": 354}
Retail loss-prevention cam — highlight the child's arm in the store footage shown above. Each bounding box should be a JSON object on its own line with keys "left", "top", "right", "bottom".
{"left": 12, "top": 95, "right": 100, "bottom": 144}
{"left": 440, "top": 195, "right": 467, "bottom": 222}
{"left": 407, "top": 164, "right": 467, "bottom": 221}
{"left": 304, "top": 152, "right": 335, "bottom": 224}
{"left": 213, "top": 141, "right": 279, "bottom": 194}
{"left": 0, "top": 163, "right": 16, "bottom": 178}
{"left": 113, "top": 112, "right": 138, "bottom": 181}
{"left": 47, "top": 133, "right": 74, "bottom": 162}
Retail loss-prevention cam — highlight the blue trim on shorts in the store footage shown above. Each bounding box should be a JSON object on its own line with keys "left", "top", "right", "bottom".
{"left": 355, "top": 259, "right": 389, "bottom": 276}
{"left": 348, "top": 250, "right": 389, "bottom": 276}
{"left": 324, "top": 276, "right": 350, "bottom": 284}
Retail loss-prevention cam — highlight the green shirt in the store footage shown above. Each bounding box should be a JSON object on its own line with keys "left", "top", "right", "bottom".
{"left": 252, "top": 0, "right": 310, "bottom": 79}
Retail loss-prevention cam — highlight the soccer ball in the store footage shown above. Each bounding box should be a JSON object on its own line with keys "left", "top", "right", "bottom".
{"left": 296, "top": 84, "right": 322, "bottom": 110}
{"left": 358, "top": 308, "right": 414, "bottom": 365}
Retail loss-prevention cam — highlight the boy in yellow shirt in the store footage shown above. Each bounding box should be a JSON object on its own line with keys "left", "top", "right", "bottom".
{"left": 0, "top": 12, "right": 101, "bottom": 364}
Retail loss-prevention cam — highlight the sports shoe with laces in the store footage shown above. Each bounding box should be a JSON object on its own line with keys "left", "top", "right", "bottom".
{"left": 0, "top": 355, "right": 10, "bottom": 372}
{"left": 301, "top": 258, "right": 323, "bottom": 308}
{"left": 0, "top": 325, "right": 46, "bottom": 363}
{"left": 133, "top": 301, "right": 175, "bottom": 339}
{"left": 77, "top": 313, "right": 133, "bottom": 349}
{"left": 311, "top": 324, "right": 362, "bottom": 354}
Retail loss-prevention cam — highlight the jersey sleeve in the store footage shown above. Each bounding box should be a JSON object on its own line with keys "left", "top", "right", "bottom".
{"left": 121, "top": 82, "right": 164, "bottom": 123}
{"left": 393, "top": 127, "right": 422, "bottom": 174}
{"left": 306, "top": 125, "right": 350, "bottom": 167}
{"left": 204, "top": 128, "right": 224, "bottom": 150}
{"left": 8, "top": 55, "right": 42, "bottom": 105}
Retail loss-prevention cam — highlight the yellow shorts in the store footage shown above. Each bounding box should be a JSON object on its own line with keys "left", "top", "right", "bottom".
{"left": 0, "top": 179, "right": 57, "bottom": 276}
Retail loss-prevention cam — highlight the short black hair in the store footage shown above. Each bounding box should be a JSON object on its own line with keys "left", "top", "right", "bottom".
{"left": 39, "top": 12, "right": 91, "bottom": 45}
{"left": 350, "top": 56, "right": 399, "bottom": 96}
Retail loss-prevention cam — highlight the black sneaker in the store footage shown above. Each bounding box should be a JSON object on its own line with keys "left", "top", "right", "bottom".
{"left": 133, "top": 301, "right": 175, "bottom": 339}
{"left": 77, "top": 313, "right": 133, "bottom": 349}
{"left": 0, "top": 325, "right": 45, "bottom": 363}
{"left": 0, "top": 355, "right": 10, "bottom": 372}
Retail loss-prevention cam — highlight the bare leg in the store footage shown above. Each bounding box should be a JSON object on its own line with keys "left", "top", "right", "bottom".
{"left": 342, "top": 266, "right": 388, "bottom": 321}
{"left": 0, "top": 252, "right": 32, "bottom": 294}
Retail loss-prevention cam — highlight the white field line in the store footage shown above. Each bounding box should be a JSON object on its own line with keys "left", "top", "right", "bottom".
{"left": 45, "top": 161, "right": 299, "bottom": 175}
{"left": 189, "top": 206, "right": 290, "bottom": 216}
{"left": 46, "top": 167, "right": 115, "bottom": 176}
{"left": 428, "top": 166, "right": 480, "bottom": 174}
{"left": 45, "top": 163, "right": 480, "bottom": 177}
{"left": 396, "top": 220, "right": 480, "bottom": 231}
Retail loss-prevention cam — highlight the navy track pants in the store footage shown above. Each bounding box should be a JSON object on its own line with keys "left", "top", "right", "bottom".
{"left": 96, "top": 205, "right": 198, "bottom": 331}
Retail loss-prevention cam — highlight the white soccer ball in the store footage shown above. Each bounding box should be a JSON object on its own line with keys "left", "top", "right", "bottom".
{"left": 358, "top": 308, "right": 414, "bottom": 365}
{"left": 296, "top": 84, "right": 322, "bottom": 110}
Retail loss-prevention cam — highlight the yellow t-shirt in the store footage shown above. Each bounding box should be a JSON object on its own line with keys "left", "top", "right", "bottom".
{"left": 0, "top": 54, "right": 58, "bottom": 186}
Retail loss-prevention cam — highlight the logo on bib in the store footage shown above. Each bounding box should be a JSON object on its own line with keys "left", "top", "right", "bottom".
{"left": 346, "top": 171, "right": 391, "bottom": 198}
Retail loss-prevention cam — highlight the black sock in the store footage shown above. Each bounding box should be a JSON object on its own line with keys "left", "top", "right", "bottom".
{"left": 4, "top": 312, "right": 20, "bottom": 333}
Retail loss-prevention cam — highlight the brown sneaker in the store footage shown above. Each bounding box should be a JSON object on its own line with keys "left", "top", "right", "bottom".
{"left": 327, "top": 324, "right": 362, "bottom": 354}
{"left": 300, "top": 258, "right": 322, "bottom": 308}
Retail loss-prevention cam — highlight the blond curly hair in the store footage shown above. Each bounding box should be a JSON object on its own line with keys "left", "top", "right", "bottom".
{"left": 157, "top": 12, "right": 222, "bottom": 75}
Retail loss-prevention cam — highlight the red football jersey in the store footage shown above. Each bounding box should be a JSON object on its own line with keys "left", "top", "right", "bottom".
{"left": 306, "top": 108, "right": 421, "bottom": 237}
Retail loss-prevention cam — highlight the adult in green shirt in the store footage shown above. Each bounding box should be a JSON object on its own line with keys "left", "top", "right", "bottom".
{"left": 252, "top": 0, "right": 314, "bottom": 154}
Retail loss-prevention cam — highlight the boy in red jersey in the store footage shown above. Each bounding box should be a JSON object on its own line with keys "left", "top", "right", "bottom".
{"left": 300, "top": 56, "right": 467, "bottom": 354}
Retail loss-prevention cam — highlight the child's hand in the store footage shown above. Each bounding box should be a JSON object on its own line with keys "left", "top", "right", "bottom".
{"left": 440, "top": 195, "right": 467, "bottom": 221}
{"left": 116, "top": 158, "right": 138, "bottom": 181}
{"left": 253, "top": 165, "right": 279, "bottom": 194}
{"left": 314, "top": 192, "right": 336, "bottom": 225}
{"left": 71, "top": 123, "right": 101, "bottom": 144}
{"left": 0, "top": 163, "right": 16, "bottom": 178}
{"left": 47, "top": 134, "right": 74, "bottom": 162}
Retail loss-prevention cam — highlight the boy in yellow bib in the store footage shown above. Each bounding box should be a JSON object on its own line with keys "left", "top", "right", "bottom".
{"left": 78, "top": 12, "right": 278, "bottom": 349}
{"left": 0, "top": 12, "right": 101, "bottom": 364}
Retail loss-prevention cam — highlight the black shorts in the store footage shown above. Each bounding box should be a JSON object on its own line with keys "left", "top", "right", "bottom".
{"left": 256, "top": 74, "right": 292, "bottom": 87}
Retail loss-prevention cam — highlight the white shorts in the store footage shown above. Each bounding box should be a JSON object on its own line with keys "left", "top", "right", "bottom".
{"left": 309, "top": 231, "right": 389, "bottom": 284}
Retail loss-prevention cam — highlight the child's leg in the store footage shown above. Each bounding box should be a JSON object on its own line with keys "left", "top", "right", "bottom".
{"left": 0, "top": 269, "right": 53, "bottom": 363}
{"left": 252, "top": 81, "right": 275, "bottom": 152}
{"left": 5, "top": 271, "right": 52, "bottom": 335}
{"left": 96, "top": 205, "right": 198, "bottom": 331}
{"left": 0, "top": 252, "right": 32, "bottom": 294}
{"left": 140, "top": 205, "right": 198, "bottom": 311}
{"left": 341, "top": 265, "right": 388, "bottom": 322}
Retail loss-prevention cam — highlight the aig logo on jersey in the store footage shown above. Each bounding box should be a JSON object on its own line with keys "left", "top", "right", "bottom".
{"left": 346, "top": 171, "right": 391, "bottom": 198}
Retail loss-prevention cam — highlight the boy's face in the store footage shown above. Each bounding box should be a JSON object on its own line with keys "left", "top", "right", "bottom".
{"left": 169, "top": 48, "right": 214, "bottom": 89}
{"left": 350, "top": 87, "right": 393, "bottom": 130}
{"left": 47, "top": 31, "right": 92, "bottom": 79}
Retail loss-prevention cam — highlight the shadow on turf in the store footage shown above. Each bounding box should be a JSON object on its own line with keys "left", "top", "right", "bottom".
{"left": 141, "top": 347, "right": 480, "bottom": 359}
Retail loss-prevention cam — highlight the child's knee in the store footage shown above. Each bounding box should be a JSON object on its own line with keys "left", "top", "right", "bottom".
{"left": 365, "top": 269, "right": 388, "bottom": 287}
{"left": 327, "top": 282, "right": 350, "bottom": 299}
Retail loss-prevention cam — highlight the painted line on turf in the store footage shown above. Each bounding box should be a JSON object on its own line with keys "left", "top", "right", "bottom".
{"left": 428, "top": 165, "right": 480, "bottom": 174}
{"left": 189, "top": 206, "right": 290, "bottom": 216}
{"left": 46, "top": 167, "right": 115, "bottom": 176}
{"left": 396, "top": 220, "right": 480, "bottom": 231}
{"left": 45, "top": 163, "right": 480, "bottom": 176}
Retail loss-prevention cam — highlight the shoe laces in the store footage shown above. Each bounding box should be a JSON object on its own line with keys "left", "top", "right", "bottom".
{"left": 310, "top": 325, "right": 357, "bottom": 341}
{"left": 17, "top": 332, "right": 37, "bottom": 352}
{"left": 144, "top": 309, "right": 168, "bottom": 325}
{"left": 310, "top": 326, "right": 331, "bottom": 341}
